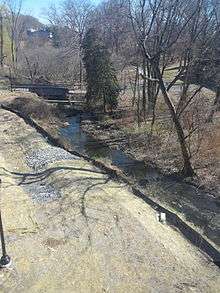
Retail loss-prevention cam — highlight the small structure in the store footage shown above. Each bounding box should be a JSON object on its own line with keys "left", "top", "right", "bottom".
{"left": 27, "top": 28, "right": 53, "bottom": 41}
{"left": 11, "top": 83, "right": 69, "bottom": 100}
{"left": 29, "top": 85, "right": 69, "bottom": 100}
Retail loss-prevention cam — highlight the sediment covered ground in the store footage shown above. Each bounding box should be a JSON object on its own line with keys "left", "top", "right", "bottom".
{"left": 0, "top": 102, "right": 220, "bottom": 291}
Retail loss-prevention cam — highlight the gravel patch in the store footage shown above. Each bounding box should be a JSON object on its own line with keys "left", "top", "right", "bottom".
{"left": 26, "top": 146, "right": 78, "bottom": 171}
{"left": 24, "top": 146, "right": 78, "bottom": 202}
{"left": 23, "top": 182, "right": 61, "bottom": 203}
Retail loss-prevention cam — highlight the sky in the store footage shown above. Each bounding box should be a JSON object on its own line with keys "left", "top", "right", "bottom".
{"left": 22, "top": 0, "right": 101, "bottom": 23}
{"left": 21, "top": 0, "right": 60, "bottom": 23}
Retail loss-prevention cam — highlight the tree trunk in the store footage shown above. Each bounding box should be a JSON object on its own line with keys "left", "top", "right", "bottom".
{"left": 103, "top": 94, "right": 107, "bottom": 113}
{"left": 79, "top": 57, "right": 83, "bottom": 89}
{"left": 207, "top": 86, "right": 220, "bottom": 123}
{"left": 10, "top": 26, "right": 16, "bottom": 66}
{"left": 147, "top": 62, "right": 158, "bottom": 116}
{"left": 216, "top": 87, "right": 220, "bottom": 111}
{"left": 131, "top": 65, "right": 139, "bottom": 107}
{"left": 142, "top": 56, "right": 147, "bottom": 120}
{"left": 137, "top": 69, "right": 141, "bottom": 128}
{"left": 154, "top": 64, "right": 194, "bottom": 177}
{"left": 0, "top": 14, "right": 3, "bottom": 68}
{"left": 11, "top": 39, "right": 15, "bottom": 65}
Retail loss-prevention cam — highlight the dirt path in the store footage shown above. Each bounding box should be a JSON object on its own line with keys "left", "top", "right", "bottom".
{"left": 0, "top": 108, "right": 219, "bottom": 292}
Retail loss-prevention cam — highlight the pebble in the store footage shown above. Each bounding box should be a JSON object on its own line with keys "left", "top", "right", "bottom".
{"left": 26, "top": 146, "right": 78, "bottom": 171}
{"left": 24, "top": 182, "right": 61, "bottom": 203}
{"left": 24, "top": 146, "right": 78, "bottom": 202}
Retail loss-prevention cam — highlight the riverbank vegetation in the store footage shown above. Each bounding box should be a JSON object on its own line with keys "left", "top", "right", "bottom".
{"left": 0, "top": 0, "right": 219, "bottom": 188}
{"left": 8, "top": 95, "right": 60, "bottom": 121}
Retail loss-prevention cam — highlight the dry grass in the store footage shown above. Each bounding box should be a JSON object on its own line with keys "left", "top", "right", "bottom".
{"left": 8, "top": 96, "right": 61, "bottom": 123}
{"left": 96, "top": 71, "right": 219, "bottom": 187}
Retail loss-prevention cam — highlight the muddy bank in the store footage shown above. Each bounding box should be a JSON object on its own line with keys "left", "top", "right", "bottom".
{"left": 1, "top": 97, "right": 220, "bottom": 266}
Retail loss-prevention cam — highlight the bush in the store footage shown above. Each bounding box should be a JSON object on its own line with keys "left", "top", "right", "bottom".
{"left": 8, "top": 96, "right": 59, "bottom": 120}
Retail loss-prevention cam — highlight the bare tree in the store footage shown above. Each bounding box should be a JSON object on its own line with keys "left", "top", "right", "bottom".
{"left": 18, "top": 44, "right": 80, "bottom": 85}
{"left": 91, "top": 0, "right": 131, "bottom": 54}
{"left": 128, "top": 0, "right": 217, "bottom": 176}
{"left": 5, "top": 0, "right": 23, "bottom": 67}
{"left": 59, "top": 0, "right": 93, "bottom": 87}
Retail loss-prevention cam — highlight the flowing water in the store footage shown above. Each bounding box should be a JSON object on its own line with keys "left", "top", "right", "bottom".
{"left": 60, "top": 113, "right": 160, "bottom": 184}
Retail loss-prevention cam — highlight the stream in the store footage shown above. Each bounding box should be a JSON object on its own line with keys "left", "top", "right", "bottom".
{"left": 59, "top": 83, "right": 187, "bottom": 184}
{"left": 60, "top": 113, "right": 160, "bottom": 184}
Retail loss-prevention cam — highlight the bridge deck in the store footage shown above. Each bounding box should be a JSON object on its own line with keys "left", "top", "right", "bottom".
{"left": 44, "top": 99, "right": 85, "bottom": 104}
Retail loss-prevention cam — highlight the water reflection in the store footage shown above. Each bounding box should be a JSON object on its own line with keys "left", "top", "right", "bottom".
{"left": 60, "top": 114, "right": 160, "bottom": 183}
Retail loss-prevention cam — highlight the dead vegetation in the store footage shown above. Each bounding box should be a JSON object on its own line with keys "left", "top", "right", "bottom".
{"left": 7, "top": 96, "right": 62, "bottom": 122}
{"left": 81, "top": 81, "right": 220, "bottom": 194}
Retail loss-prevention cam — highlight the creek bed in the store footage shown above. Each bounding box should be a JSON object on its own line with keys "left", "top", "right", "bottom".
{"left": 59, "top": 112, "right": 220, "bottom": 250}
{"left": 60, "top": 113, "right": 161, "bottom": 184}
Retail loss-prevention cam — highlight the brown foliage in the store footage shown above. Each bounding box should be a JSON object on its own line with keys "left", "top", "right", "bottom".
{"left": 8, "top": 96, "right": 60, "bottom": 121}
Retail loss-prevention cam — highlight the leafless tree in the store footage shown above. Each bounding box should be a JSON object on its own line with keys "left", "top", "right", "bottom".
{"left": 128, "top": 0, "right": 217, "bottom": 176}
{"left": 18, "top": 44, "right": 80, "bottom": 85}
{"left": 52, "top": 0, "right": 93, "bottom": 87}
{"left": 5, "top": 0, "right": 23, "bottom": 67}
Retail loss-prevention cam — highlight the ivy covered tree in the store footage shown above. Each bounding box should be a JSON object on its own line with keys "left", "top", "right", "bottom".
{"left": 82, "top": 28, "right": 120, "bottom": 112}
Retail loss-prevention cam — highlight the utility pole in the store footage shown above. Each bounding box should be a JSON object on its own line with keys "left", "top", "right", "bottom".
{"left": 0, "top": 179, "right": 11, "bottom": 269}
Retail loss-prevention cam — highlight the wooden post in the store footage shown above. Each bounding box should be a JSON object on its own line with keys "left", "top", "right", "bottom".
{"left": 0, "top": 179, "right": 12, "bottom": 268}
